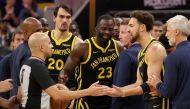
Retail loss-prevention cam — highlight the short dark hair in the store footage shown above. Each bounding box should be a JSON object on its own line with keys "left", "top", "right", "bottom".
{"left": 153, "top": 20, "right": 163, "bottom": 26}
{"left": 70, "top": 21, "right": 79, "bottom": 29}
{"left": 97, "top": 14, "right": 113, "bottom": 25}
{"left": 11, "top": 28, "right": 23, "bottom": 42}
{"left": 54, "top": 4, "right": 73, "bottom": 17}
{"left": 130, "top": 10, "right": 154, "bottom": 31}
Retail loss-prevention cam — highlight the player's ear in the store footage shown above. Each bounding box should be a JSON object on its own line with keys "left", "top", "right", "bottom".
{"left": 53, "top": 15, "right": 56, "bottom": 24}
{"left": 40, "top": 44, "right": 44, "bottom": 52}
{"left": 95, "top": 26, "right": 99, "bottom": 34}
{"left": 139, "top": 24, "right": 146, "bottom": 32}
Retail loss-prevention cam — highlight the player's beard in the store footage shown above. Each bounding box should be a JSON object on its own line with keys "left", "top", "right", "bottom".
{"left": 131, "top": 32, "right": 139, "bottom": 43}
{"left": 59, "top": 24, "right": 69, "bottom": 32}
{"left": 97, "top": 32, "right": 111, "bottom": 45}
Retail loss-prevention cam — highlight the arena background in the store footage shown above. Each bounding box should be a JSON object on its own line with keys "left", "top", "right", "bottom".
{"left": 1, "top": 0, "right": 190, "bottom": 39}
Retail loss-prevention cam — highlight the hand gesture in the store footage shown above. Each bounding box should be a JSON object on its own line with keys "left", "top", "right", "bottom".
{"left": 87, "top": 81, "right": 108, "bottom": 96}
{"left": 56, "top": 84, "right": 69, "bottom": 90}
{"left": 106, "top": 85, "right": 124, "bottom": 97}
{"left": 147, "top": 75, "right": 162, "bottom": 88}
{"left": 7, "top": 96, "right": 19, "bottom": 108}
{"left": 149, "top": 85, "right": 160, "bottom": 96}
{"left": 0, "top": 79, "right": 13, "bottom": 92}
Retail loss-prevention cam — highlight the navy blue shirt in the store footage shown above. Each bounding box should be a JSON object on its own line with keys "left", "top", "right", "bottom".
{"left": 157, "top": 41, "right": 190, "bottom": 109}
{"left": 0, "top": 53, "right": 12, "bottom": 81}
{"left": 0, "top": 53, "right": 13, "bottom": 99}
{"left": 111, "top": 43, "right": 144, "bottom": 109}
{"left": 10, "top": 41, "right": 31, "bottom": 96}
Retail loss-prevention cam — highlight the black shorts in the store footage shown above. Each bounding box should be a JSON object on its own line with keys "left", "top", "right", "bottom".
{"left": 144, "top": 97, "right": 162, "bottom": 109}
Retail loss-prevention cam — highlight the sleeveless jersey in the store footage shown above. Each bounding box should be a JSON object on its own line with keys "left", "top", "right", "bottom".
{"left": 45, "top": 30, "right": 77, "bottom": 82}
{"left": 75, "top": 37, "right": 119, "bottom": 109}
{"left": 138, "top": 38, "right": 170, "bottom": 109}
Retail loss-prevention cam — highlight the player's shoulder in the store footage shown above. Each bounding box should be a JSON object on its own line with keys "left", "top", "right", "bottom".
{"left": 147, "top": 41, "right": 167, "bottom": 59}
{"left": 149, "top": 41, "right": 166, "bottom": 53}
{"left": 75, "top": 36, "right": 84, "bottom": 43}
{"left": 73, "top": 40, "right": 88, "bottom": 52}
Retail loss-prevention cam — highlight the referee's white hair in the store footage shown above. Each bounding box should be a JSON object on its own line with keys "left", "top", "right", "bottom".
{"left": 167, "top": 15, "right": 190, "bottom": 36}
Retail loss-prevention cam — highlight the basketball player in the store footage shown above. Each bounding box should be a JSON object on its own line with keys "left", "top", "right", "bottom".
{"left": 59, "top": 14, "right": 124, "bottom": 109}
{"left": 45, "top": 4, "right": 83, "bottom": 86}
{"left": 106, "top": 10, "right": 170, "bottom": 109}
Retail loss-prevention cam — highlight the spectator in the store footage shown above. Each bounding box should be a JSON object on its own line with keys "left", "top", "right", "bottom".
{"left": 69, "top": 21, "right": 82, "bottom": 39}
{"left": 159, "top": 24, "right": 175, "bottom": 54}
{"left": 0, "top": 0, "right": 20, "bottom": 27}
{"left": 19, "top": 0, "right": 42, "bottom": 21}
{"left": 151, "top": 20, "right": 164, "bottom": 40}
{"left": 39, "top": 17, "right": 49, "bottom": 32}
{"left": 0, "top": 19, "right": 12, "bottom": 48}
{"left": 112, "top": 16, "right": 122, "bottom": 40}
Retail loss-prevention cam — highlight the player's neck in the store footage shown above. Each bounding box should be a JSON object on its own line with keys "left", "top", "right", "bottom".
{"left": 54, "top": 29, "right": 70, "bottom": 40}
{"left": 138, "top": 32, "right": 152, "bottom": 49}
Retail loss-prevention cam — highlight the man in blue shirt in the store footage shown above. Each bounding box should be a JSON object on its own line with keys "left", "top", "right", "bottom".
{"left": 10, "top": 17, "right": 42, "bottom": 96}
{"left": 148, "top": 15, "right": 190, "bottom": 109}
{"left": 0, "top": 29, "right": 24, "bottom": 99}
{"left": 111, "top": 18, "right": 144, "bottom": 109}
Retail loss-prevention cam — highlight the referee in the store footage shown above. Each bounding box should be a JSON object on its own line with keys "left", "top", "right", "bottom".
{"left": 17, "top": 32, "right": 108, "bottom": 109}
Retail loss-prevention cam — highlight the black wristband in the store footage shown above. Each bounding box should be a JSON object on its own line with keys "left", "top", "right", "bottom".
{"left": 156, "top": 82, "right": 162, "bottom": 89}
{"left": 140, "top": 83, "right": 150, "bottom": 93}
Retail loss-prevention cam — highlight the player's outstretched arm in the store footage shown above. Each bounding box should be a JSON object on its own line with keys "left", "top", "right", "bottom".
{"left": 45, "top": 81, "right": 108, "bottom": 101}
